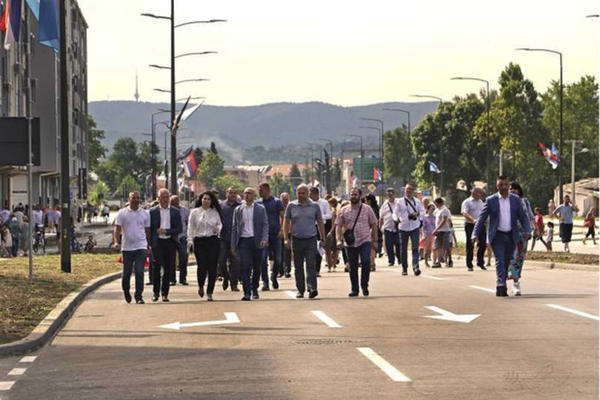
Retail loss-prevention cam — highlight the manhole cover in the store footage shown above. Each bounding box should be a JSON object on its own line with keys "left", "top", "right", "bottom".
{"left": 296, "top": 338, "right": 353, "bottom": 345}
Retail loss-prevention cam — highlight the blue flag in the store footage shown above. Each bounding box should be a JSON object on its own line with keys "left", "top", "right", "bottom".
{"left": 428, "top": 161, "right": 441, "bottom": 174}
{"left": 39, "top": 0, "right": 59, "bottom": 50}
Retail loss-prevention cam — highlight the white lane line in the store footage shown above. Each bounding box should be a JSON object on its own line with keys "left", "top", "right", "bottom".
{"left": 7, "top": 368, "right": 26, "bottom": 376}
{"left": 286, "top": 290, "right": 297, "bottom": 299}
{"left": 546, "top": 304, "right": 600, "bottom": 321}
{"left": 0, "top": 381, "right": 15, "bottom": 391}
{"left": 19, "top": 356, "right": 37, "bottom": 363}
{"left": 422, "top": 275, "right": 444, "bottom": 281}
{"left": 357, "top": 347, "right": 411, "bottom": 382}
{"left": 311, "top": 310, "right": 342, "bottom": 328}
{"left": 468, "top": 285, "right": 495, "bottom": 293}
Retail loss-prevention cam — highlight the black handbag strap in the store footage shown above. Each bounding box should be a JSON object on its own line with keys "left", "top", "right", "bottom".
{"left": 351, "top": 204, "right": 363, "bottom": 231}
{"left": 405, "top": 197, "right": 417, "bottom": 214}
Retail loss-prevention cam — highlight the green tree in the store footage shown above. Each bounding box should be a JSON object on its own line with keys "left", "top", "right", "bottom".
{"left": 267, "top": 173, "right": 293, "bottom": 196}
{"left": 194, "top": 147, "right": 204, "bottom": 165}
{"left": 118, "top": 175, "right": 140, "bottom": 201}
{"left": 332, "top": 159, "right": 342, "bottom": 190}
{"left": 213, "top": 174, "right": 245, "bottom": 197}
{"left": 197, "top": 151, "right": 225, "bottom": 189}
{"left": 86, "top": 114, "right": 107, "bottom": 173}
{"left": 383, "top": 125, "right": 412, "bottom": 183}
{"left": 89, "top": 180, "right": 109, "bottom": 206}
{"left": 210, "top": 141, "right": 218, "bottom": 154}
{"left": 541, "top": 75, "right": 599, "bottom": 180}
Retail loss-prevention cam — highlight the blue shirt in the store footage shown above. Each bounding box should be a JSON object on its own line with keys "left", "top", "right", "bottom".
{"left": 257, "top": 196, "right": 284, "bottom": 239}
{"left": 220, "top": 200, "right": 241, "bottom": 241}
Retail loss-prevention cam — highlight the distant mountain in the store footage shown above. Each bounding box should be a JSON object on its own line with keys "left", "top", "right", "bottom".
{"left": 89, "top": 100, "right": 437, "bottom": 162}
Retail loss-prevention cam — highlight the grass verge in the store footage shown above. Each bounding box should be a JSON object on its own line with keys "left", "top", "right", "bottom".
{"left": 0, "top": 254, "right": 121, "bottom": 345}
{"left": 451, "top": 244, "right": 597, "bottom": 265}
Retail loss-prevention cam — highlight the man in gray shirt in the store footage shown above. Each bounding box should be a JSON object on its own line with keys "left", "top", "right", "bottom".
{"left": 283, "top": 184, "right": 326, "bottom": 299}
{"left": 553, "top": 194, "right": 579, "bottom": 252}
{"left": 461, "top": 187, "right": 487, "bottom": 271}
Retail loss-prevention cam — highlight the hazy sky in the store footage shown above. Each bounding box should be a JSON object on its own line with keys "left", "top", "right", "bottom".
{"left": 78, "top": 0, "right": 599, "bottom": 106}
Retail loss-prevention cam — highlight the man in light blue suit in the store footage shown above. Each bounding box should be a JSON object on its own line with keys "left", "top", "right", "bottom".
{"left": 473, "top": 176, "right": 532, "bottom": 297}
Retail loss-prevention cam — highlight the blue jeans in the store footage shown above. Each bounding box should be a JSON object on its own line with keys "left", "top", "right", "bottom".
{"left": 400, "top": 228, "right": 420, "bottom": 272}
{"left": 491, "top": 231, "right": 516, "bottom": 287}
{"left": 178, "top": 236, "right": 189, "bottom": 282}
{"left": 384, "top": 230, "right": 401, "bottom": 265}
{"left": 238, "top": 238, "right": 263, "bottom": 296}
{"left": 122, "top": 249, "right": 146, "bottom": 300}
{"left": 11, "top": 237, "right": 19, "bottom": 257}
{"left": 346, "top": 241, "right": 372, "bottom": 292}
{"left": 262, "top": 236, "right": 282, "bottom": 286}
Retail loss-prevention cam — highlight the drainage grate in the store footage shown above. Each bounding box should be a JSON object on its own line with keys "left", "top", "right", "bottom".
{"left": 296, "top": 338, "right": 353, "bottom": 345}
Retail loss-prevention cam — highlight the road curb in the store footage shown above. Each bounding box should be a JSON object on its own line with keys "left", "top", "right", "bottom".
{"left": 0, "top": 271, "right": 122, "bottom": 358}
{"left": 525, "top": 260, "right": 598, "bottom": 272}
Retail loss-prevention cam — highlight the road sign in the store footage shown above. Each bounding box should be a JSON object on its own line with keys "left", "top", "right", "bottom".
{"left": 368, "top": 184, "right": 376, "bottom": 193}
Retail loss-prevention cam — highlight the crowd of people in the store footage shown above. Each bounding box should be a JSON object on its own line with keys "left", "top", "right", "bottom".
{"left": 112, "top": 176, "right": 595, "bottom": 304}
{"left": 0, "top": 203, "right": 60, "bottom": 257}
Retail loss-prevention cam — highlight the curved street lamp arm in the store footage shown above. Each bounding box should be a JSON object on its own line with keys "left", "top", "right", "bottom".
{"left": 175, "top": 79, "right": 210, "bottom": 85}
{"left": 149, "top": 64, "right": 170, "bottom": 70}
{"left": 515, "top": 47, "right": 562, "bottom": 56}
{"left": 174, "top": 19, "right": 227, "bottom": 28}
{"left": 154, "top": 88, "right": 171, "bottom": 93}
{"left": 140, "top": 13, "right": 171, "bottom": 21}
{"left": 451, "top": 77, "right": 489, "bottom": 84}
{"left": 175, "top": 51, "right": 218, "bottom": 59}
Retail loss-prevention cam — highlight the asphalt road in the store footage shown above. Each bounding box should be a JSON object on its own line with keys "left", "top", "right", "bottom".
{"left": 1, "top": 256, "right": 597, "bottom": 400}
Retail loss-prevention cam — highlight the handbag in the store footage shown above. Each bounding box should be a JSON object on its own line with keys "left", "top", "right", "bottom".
{"left": 388, "top": 203, "right": 399, "bottom": 230}
{"left": 343, "top": 204, "right": 363, "bottom": 246}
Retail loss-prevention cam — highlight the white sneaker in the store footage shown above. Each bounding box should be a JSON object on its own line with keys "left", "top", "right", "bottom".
{"left": 513, "top": 281, "right": 521, "bottom": 296}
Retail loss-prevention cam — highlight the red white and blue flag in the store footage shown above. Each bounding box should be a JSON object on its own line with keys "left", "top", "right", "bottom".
{"left": 538, "top": 142, "right": 559, "bottom": 170}
{"left": 0, "top": 0, "right": 22, "bottom": 50}
{"left": 183, "top": 149, "right": 197, "bottom": 178}
{"left": 373, "top": 167, "right": 382, "bottom": 181}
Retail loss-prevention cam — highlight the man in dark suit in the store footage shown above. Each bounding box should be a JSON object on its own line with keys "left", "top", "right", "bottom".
{"left": 149, "top": 188, "right": 182, "bottom": 302}
{"left": 473, "top": 176, "right": 532, "bottom": 297}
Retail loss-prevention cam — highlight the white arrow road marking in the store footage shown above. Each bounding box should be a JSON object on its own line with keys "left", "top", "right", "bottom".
{"left": 468, "top": 285, "right": 495, "bottom": 294}
{"left": 423, "top": 306, "right": 480, "bottom": 323}
{"left": 311, "top": 310, "right": 342, "bottom": 328}
{"left": 422, "top": 275, "right": 444, "bottom": 280}
{"left": 546, "top": 304, "right": 599, "bottom": 321}
{"left": 0, "top": 382, "right": 15, "bottom": 391}
{"left": 19, "top": 356, "right": 37, "bottom": 363}
{"left": 357, "top": 347, "right": 411, "bottom": 382}
{"left": 158, "top": 312, "right": 240, "bottom": 330}
{"left": 7, "top": 368, "right": 26, "bottom": 376}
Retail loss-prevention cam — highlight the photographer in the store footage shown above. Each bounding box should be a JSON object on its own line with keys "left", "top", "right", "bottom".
{"left": 393, "top": 183, "right": 424, "bottom": 276}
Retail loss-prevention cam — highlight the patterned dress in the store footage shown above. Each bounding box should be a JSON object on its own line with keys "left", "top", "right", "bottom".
{"left": 509, "top": 197, "right": 534, "bottom": 281}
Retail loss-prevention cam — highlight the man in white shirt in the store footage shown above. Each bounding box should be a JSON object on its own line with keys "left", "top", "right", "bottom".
{"left": 394, "top": 183, "right": 424, "bottom": 276}
{"left": 461, "top": 188, "right": 487, "bottom": 271}
{"left": 149, "top": 189, "right": 182, "bottom": 302}
{"left": 170, "top": 195, "right": 190, "bottom": 285}
{"left": 379, "top": 188, "right": 401, "bottom": 267}
{"left": 113, "top": 191, "right": 151, "bottom": 304}
{"left": 309, "top": 187, "right": 331, "bottom": 276}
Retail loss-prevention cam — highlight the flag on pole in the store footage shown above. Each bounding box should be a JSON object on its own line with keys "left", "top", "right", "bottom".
{"left": 538, "top": 142, "right": 559, "bottom": 170}
{"left": 373, "top": 167, "right": 382, "bottom": 181}
{"left": 0, "top": 0, "right": 11, "bottom": 33}
{"left": 38, "top": 0, "right": 59, "bottom": 50}
{"left": 3, "top": 0, "right": 22, "bottom": 50}
{"left": 183, "top": 150, "right": 198, "bottom": 178}
{"left": 429, "top": 161, "right": 441, "bottom": 174}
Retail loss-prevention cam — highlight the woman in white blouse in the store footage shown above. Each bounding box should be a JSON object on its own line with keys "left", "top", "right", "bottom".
{"left": 187, "top": 191, "right": 223, "bottom": 301}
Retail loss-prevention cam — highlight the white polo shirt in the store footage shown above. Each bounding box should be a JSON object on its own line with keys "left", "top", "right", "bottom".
{"left": 115, "top": 207, "right": 150, "bottom": 251}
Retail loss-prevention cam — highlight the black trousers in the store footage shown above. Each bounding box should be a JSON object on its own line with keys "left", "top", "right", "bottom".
{"left": 153, "top": 238, "right": 177, "bottom": 297}
{"left": 465, "top": 223, "right": 487, "bottom": 268}
{"left": 218, "top": 238, "right": 239, "bottom": 287}
{"left": 194, "top": 236, "right": 220, "bottom": 295}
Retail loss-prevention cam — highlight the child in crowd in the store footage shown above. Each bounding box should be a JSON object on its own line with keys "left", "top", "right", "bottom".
{"left": 530, "top": 207, "right": 546, "bottom": 251}
{"left": 583, "top": 208, "right": 596, "bottom": 245}
{"left": 0, "top": 225, "right": 12, "bottom": 258}
{"left": 421, "top": 204, "right": 436, "bottom": 267}
{"left": 84, "top": 234, "right": 97, "bottom": 253}
{"left": 546, "top": 221, "right": 554, "bottom": 251}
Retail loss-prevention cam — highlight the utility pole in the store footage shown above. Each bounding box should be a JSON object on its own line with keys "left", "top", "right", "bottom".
{"left": 25, "top": 8, "right": 34, "bottom": 283}
{"left": 59, "top": 0, "right": 71, "bottom": 273}
{"left": 170, "top": 0, "right": 177, "bottom": 194}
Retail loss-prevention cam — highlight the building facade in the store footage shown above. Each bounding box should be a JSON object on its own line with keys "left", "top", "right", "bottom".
{"left": 0, "top": 0, "right": 88, "bottom": 210}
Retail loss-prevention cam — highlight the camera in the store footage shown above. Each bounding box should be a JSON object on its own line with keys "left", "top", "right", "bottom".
{"left": 408, "top": 213, "right": 418, "bottom": 221}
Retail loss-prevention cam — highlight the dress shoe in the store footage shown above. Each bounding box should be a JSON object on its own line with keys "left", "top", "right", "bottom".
{"left": 241, "top": 295, "right": 251, "bottom": 301}
{"left": 468, "top": 267, "right": 474, "bottom": 271}
{"left": 180, "top": 281, "right": 189, "bottom": 286}
{"left": 296, "top": 292, "right": 304, "bottom": 299}
{"left": 479, "top": 265, "right": 487, "bottom": 271}
{"left": 316, "top": 273, "right": 322, "bottom": 277}
{"left": 198, "top": 286, "right": 204, "bottom": 298}
{"left": 136, "top": 298, "right": 145, "bottom": 304}
{"left": 271, "top": 278, "right": 279, "bottom": 290}
{"left": 146, "top": 282, "right": 153, "bottom": 286}
{"left": 207, "top": 294, "right": 214, "bottom": 301}
{"left": 348, "top": 291, "right": 359, "bottom": 297}
{"left": 362, "top": 289, "right": 369, "bottom": 297}
{"left": 431, "top": 263, "right": 441, "bottom": 269}
{"left": 124, "top": 291, "right": 132, "bottom": 304}
{"left": 496, "top": 286, "right": 508, "bottom": 297}
{"left": 162, "top": 296, "right": 170, "bottom": 302}
{"left": 231, "top": 286, "right": 240, "bottom": 292}
{"left": 446, "top": 261, "right": 453, "bottom": 268}
{"left": 152, "top": 295, "right": 159, "bottom": 302}
{"left": 252, "top": 290, "right": 260, "bottom": 300}
{"left": 223, "top": 280, "right": 229, "bottom": 291}
{"left": 308, "top": 290, "right": 318, "bottom": 299}
{"left": 284, "top": 273, "right": 291, "bottom": 278}
{"left": 261, "top": 285, "right": 270, "bottom": 292}
{"left": 388, "top": 263, "right": 394, "bottom": 267}
{"left": 170, "top": 281, "right": 177, "bottom": 286}
{"left": 413, "top": 268, "right": 421, "bottom": 276}
{"left": 402, "top": 269, "right": 408, "bottom": 275}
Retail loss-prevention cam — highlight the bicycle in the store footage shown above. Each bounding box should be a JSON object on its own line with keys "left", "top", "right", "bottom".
{"left": 32, "top": 224, "right": 46, "bottom": 254}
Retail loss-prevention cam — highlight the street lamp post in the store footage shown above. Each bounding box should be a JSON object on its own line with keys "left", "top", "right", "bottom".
{"left": 383, "top": 107, "right": 412, "bottom": 180}
{"left": 141, "top": 8, "right": 225, "bottom": 194}
{"left": 318, "top": 138, "right": 334, "bottom": 194}
{"left": 451, "top": 77, "right": 491, "bottom": 189}
{"left": 347, "top": 134, "right": 364, "bottom": 188}
{"left": 516, "top": 47, "right": 564, "bottom": 201}
{"left": 566, "top": 140, "right": 588, "bottom": 205}
{"left": 411, "top": 95, "right": 443, "bottom": 194}
{"left": 360, "top": 118, "right": 384, "bottom": 165}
